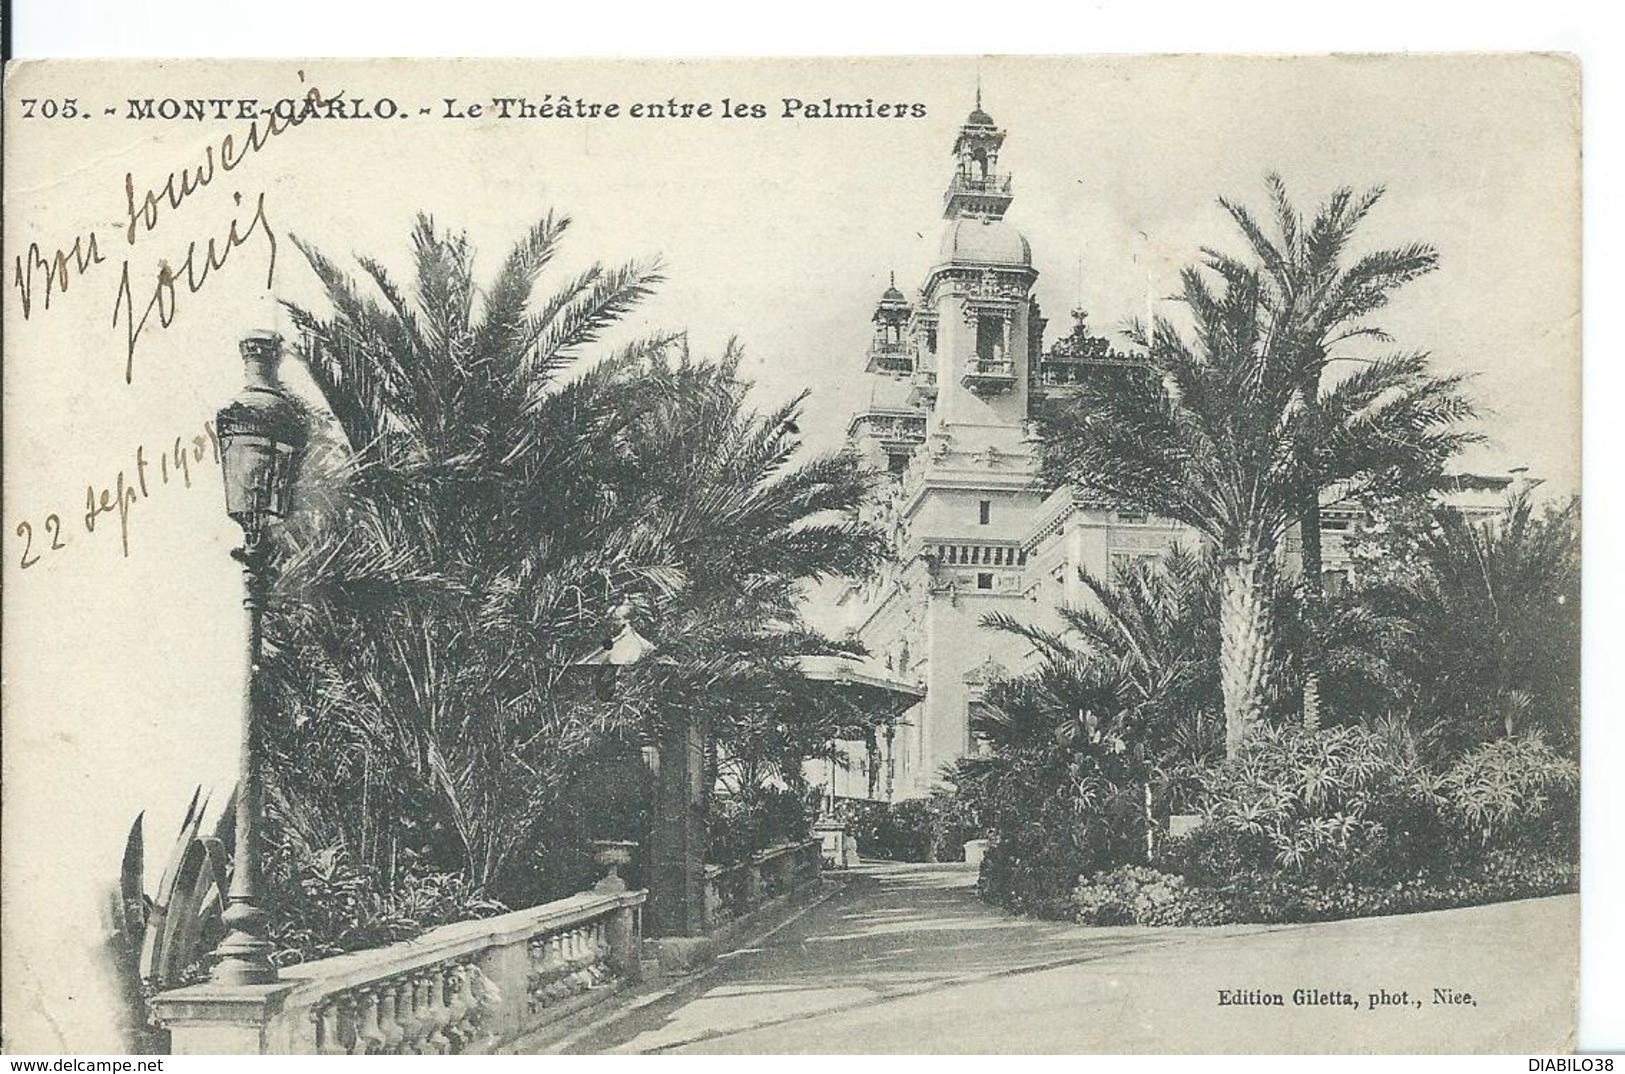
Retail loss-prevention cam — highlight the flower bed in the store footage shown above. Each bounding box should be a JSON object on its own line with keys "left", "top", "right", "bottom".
{"left": 1071, "top": 847, "right": 1578, "bottom": 927}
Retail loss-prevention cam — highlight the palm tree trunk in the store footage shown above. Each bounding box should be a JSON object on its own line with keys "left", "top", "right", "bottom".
{"left": 1219, "top": 551, "right": 1276, "bottom": 757}
{"left": 1299, "top": 501, "right": 1324, "bottom": 731}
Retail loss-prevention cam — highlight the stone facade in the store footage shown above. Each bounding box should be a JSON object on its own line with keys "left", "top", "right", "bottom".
{"left": 821, "top": 101, "right": 1538, "bottom": 803}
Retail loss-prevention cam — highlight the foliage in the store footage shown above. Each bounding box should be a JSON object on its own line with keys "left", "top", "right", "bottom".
{"left": 1072, "top": 844, "right": 1577, "bottom": 927}
{"left": 984, "top": 544, "right": 1227, "bottom": 796}
{"left": 1191, "top": 722, "right": 1447, "bottom": 884}
{"left": 832, "top": 790, "right": 983, "bottom": 863}
{"left": 1348, "top": 493, "right": 1582, "bottom": 758}
{"left": 1070, "top": 864, "right": 1208, "bottom": 926}
{"left": 708, "top": 786, "right": 815, "bottom": 866}
{"left": 1035, "top": 176, "right": 1475, "bottom": 748}
{"left": 263, "top": 210, "right": 889, "bottom": 927}
{"left": 264, "top": 835, "right": 508, "bottom": 966}
{"left": 1437, "top": 735, "right": 1579, "bottom": 850}
{"left": 968, "top": 744, "right": 1152, "bottom": 917}
{"left": 99, "top": 794, "right": 232, "bottom": 1052}
{"left": 1055, "top": 718, "right": 1582, "bottom": 928}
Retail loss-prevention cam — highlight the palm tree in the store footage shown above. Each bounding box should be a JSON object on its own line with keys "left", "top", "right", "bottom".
{"left": 986, "top": 545, "right": 1221, "bottom": 767}
{"left": 984, "top": 546, "right": 1224, "bottom": 852}
{"left": 265, "top": 214, "right": 889, "bottom": 904}
{"left": 267, "top": 212, "right": 671, "bottom": 890}
{"left": 1037, "top": 188, "right": 1476, "bottom": 755}
{"left": 1366, "top": 493, "right": 1581, "bottom": 759}
{"left": 1212, "top": 176, "right": 1441, "bottom": 725}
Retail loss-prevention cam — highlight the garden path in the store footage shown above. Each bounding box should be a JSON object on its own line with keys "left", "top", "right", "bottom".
{"left": 559, "top": 862, "right": 1576, "bottom": 1054}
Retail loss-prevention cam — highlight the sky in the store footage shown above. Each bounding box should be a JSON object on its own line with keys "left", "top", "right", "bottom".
{"left": 0, "top": 54, "right": 1581, "bottom": 1050}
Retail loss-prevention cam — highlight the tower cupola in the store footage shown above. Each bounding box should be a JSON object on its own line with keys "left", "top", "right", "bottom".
{"left": 944, "top": 89, "right": 1013, "bottom": 220}
{"left": 867, "top": 272, "right": 915, "bottom": 376}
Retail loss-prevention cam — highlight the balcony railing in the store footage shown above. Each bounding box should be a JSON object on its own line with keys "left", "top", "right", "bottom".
{"left": 946, "top": 173, "right": 1012, "bottom": 197}
{"left": 944, "top": 172, "right": 1015, "bottom": 215}
{"left": 866, "top": 341, "right": 916, "bottom": 376}
{"left": 961, "top": 359, "right": 1016, "bottom": 395}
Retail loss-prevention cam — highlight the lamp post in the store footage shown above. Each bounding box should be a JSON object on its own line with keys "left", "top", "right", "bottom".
{"left": 571, "top": 605, "right": 706, "bottom": 936}
{"left": 209, "top": 330, "right": 308, "bottom": 986}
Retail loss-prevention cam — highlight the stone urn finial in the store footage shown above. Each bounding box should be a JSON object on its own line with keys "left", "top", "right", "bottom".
{"left": 591, "top": 840, "right": 638, "bottom": 893}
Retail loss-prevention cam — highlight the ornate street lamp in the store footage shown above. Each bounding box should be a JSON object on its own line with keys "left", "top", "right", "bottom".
{"left": 209, "top": 330, "right": 308, "bottom": 986}
{"left": 571, "top": 602, "right": 657, "bottom": 701}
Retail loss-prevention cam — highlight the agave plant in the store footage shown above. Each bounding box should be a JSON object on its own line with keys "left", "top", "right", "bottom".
{"left": 100, "top": 789, "right": 234, "bottom": 1051}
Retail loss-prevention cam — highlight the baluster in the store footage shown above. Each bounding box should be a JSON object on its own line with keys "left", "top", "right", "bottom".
{"left": 559, "top": 929, "right": 578, "bottom": 993}
{"left": 339, "top": 996, "right": 362, "bottom": 1056}
{"left": 570, "top": 926, "right": 591, "bottom": 991}
{"left": 526, "top": 939, "right": 545, "bottom": 1011}
{"left": 423, "top": 970, "right": 453, "bottom": 1054}
{"left": 536, "top": 934, "right": 560, "bottom": 1004}
{"left": 592, "top": 919, "right": 611, "bottom": 983}
{"left": 574, "top": 924, "right": 592, "bottom": 988}
{"left": 354, "top": 989, "right": 385, "bottom": 1054}
{"left": 395, "top": 976, "right": 426, "bottom": 1054}
{"left": 439, "top": 964, "right": 466, "bottom": 1052}
{"left": 459, "top": 960, "right": 488, "bottom": 1051}
{"left": 445, "top": 963, "right": 475, "bottom": 1052}
{"left": 554, "top": 931, "right": 575, "bottom": 999}
{"left": 314, "top": 1001, "right": 345, "bottom": 1055}
{"left": 541, "top": 934, "right": 564, "bottom": 1003}
{"left": 441, "top": 965, "right": 466, "bottom": 1052}
{"left": 377, "top": 981, "right": 405, "bottom": 1054}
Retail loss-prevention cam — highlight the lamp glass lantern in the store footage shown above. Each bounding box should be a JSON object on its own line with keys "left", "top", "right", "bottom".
{"left": 216, "top": 331, "right": 307, "bottom": 536}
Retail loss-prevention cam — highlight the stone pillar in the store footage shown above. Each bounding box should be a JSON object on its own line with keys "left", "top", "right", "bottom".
{"left": 650, "top": 715, "right": 707, "bottom": 937}
{"left": 604, "top": 900, "right": 643, "bottom": 981}
{"left": 150, "top": 981, "right": 299, "bottom": 1055}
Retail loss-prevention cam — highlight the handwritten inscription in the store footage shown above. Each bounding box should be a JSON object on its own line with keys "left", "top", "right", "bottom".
{"left": 8, "top": 82, "right": 328, "bottom": 383}
{"left": 13, "top": 421, "right": 220, "bottom": 569}
{"left": 11, "top": 231, "right": 107, "bottom": 320}
{"left": 113, "top": 190, "right": 277, "bottom": 384}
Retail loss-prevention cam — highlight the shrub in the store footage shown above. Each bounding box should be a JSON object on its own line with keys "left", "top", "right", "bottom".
{"left": 834, "top": 798, "right": 933, "bottom": 861}
{"left": 708, "top": 786, "right": 813, "bottom": 866}
{"left": 1438, "top": 736, "right": 1579, "bottom": 851}
{"left": 265, "top": 841, "right": 508, "bottom": 966}
{"left": 1072, "top": 865, "right": 1216, "bottom": 926}
{"left": 1075, "top": 844, "right": 1577, "bottom": 927}
{"left": 1194, "top": 723, "right": 1448, "bottom": 885}
{"left": 976, "top": 773, "right": 1151, "bottom": 918}
{"left": 1203, "top": 844, "right": 1578, "bottom": 924}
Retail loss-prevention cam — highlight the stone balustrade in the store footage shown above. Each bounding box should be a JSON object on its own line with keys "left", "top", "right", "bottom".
{"left": 701, "top": 839, "right": 820, "bottom": 933}
{"left": 150, "top": 888, "right": 645, "bottom": 1055}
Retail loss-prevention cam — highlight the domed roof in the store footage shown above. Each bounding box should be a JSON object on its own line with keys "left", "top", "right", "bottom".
{"left": 880, "top": 283, "right": 907, "bottom": 303}
{"left": 939, "top": 215, "right": 1031, "bottom": 267}
{"left": 966, "top": 107, "right": 995, "bottom": 127}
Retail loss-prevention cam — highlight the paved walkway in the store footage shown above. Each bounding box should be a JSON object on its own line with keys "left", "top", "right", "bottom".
{"left": 564, "top": 862, "right": 1577, "bottom": 1054}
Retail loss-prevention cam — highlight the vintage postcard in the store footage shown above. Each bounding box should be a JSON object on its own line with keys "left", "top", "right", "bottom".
{"left": 2, "top": 55, "right": 1582, "bottom": 1054}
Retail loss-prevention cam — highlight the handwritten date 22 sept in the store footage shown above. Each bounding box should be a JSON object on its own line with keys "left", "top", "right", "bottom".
{"left": 13, "top": 421, "right": 220, "bottom": 570}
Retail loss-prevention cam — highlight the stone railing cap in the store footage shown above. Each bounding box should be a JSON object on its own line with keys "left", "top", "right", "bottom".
{"left": 156, "top": 888, "right": 646, "bottom": 1016}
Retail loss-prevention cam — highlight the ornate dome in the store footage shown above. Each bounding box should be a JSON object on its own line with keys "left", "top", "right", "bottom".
{"left": 939, "top": 215, "right": 1031, "bottom": 267}
{"left": 966, "top": 107, "right": 995, "bottom": 127}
